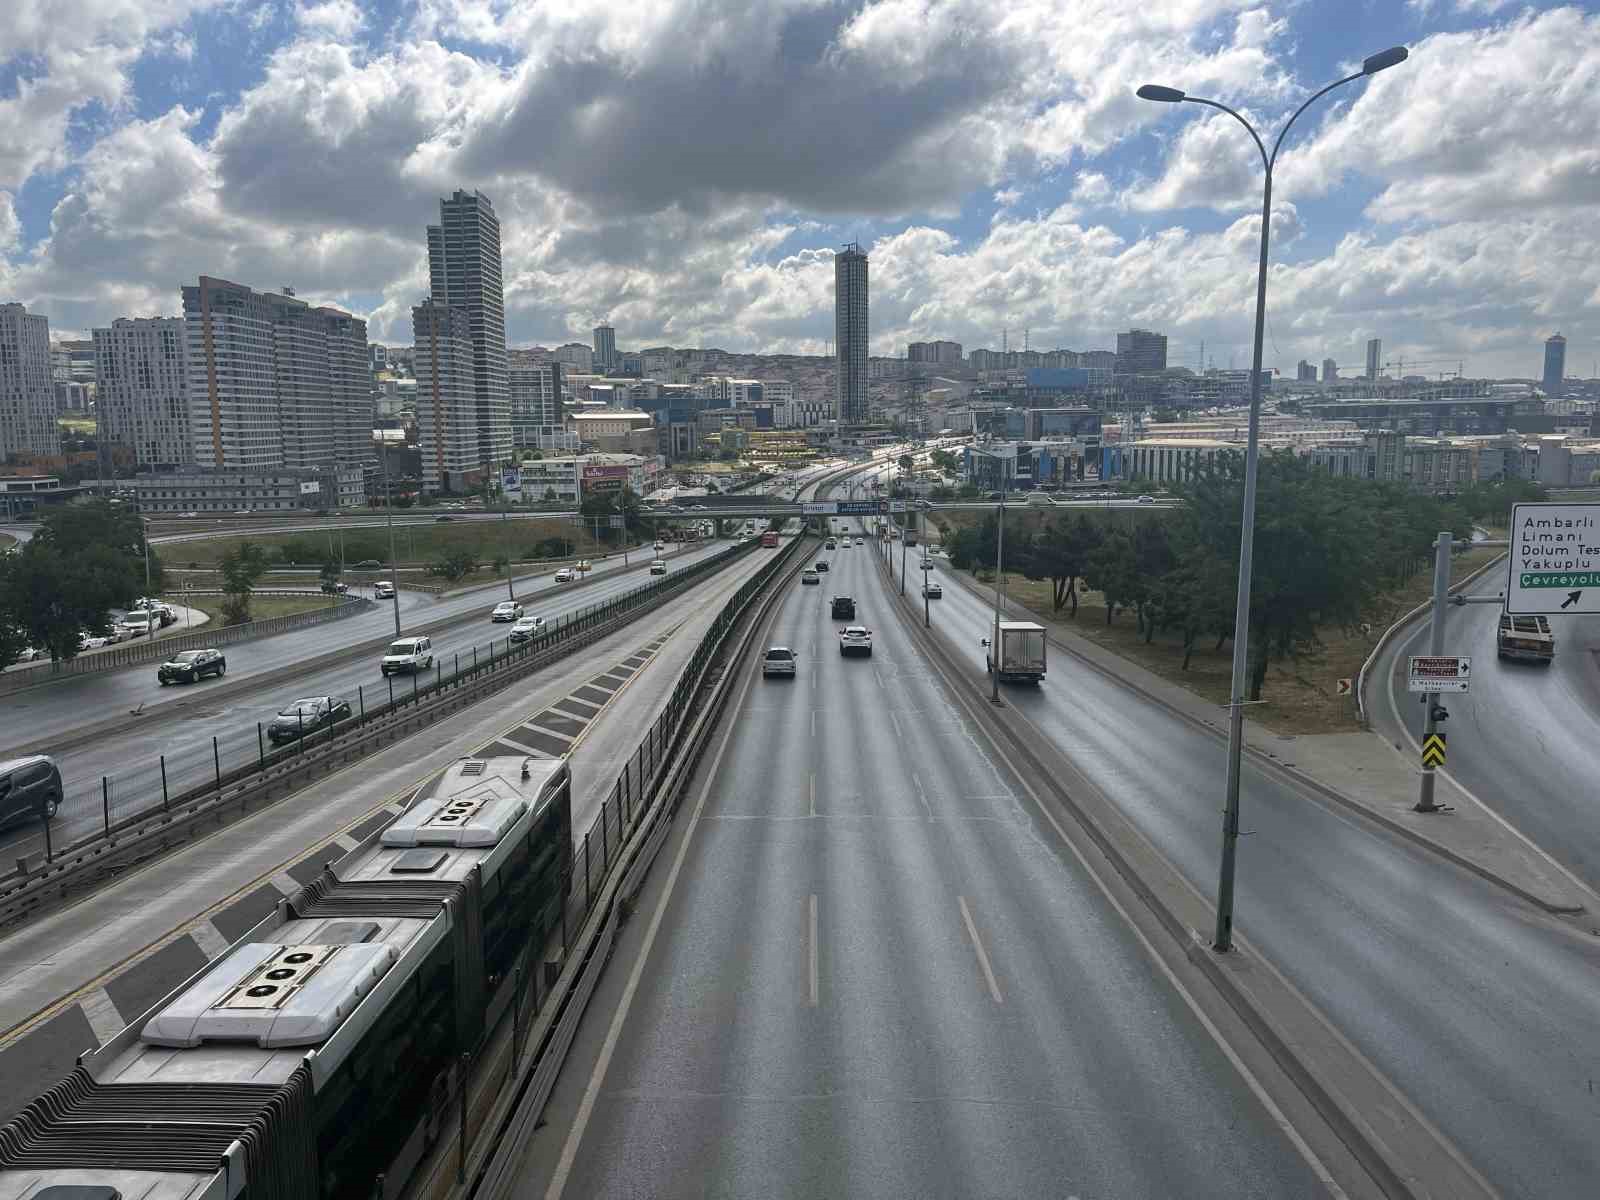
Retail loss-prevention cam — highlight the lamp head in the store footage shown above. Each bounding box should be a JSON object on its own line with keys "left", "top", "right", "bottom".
{"left": 1136, "top": 84, "right": 1186, "bottom": 103}
{"left": 1362, "top": 46, "right": 1408, "bottom": 75}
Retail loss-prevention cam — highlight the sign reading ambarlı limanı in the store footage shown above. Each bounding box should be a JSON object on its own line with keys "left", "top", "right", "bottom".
{"left": 1507, "top": 503, "right": 1600, "bottom": 615}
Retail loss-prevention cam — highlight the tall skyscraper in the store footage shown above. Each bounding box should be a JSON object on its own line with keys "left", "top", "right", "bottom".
{"left": 0, "top": 303, "right": 58, "bottom": 458}
{"left": 1365, "top": 338, "right": 1381, "bottom": 381}
{"left": 593, "top": 323, "right": 616, "bottom": 373}
{"left": 413, "top": 301, "right": 478, "bottom": 493}
{"left": 1321, "top": 358, "right": 1338, "bottom": 382}
{"left": 182, "top": 277, "right": 369, "bottom": 470}
{"left": 427, "top": 189, "right": 510, "bottom": 483}
{"left": 834, "top": 242, "right": 869, "bottom": 425}
{"left": 1543, "top": 333, "right": 1567, "bottom": 395}
{"left": 1115, "top": 329, "right": 1168, "bottom": 375}
{"left": 1296, "top": 360, "right": 1316, "bottom": 382}
{"left": 93, "top": 318, "right": 191, "bottom": 467}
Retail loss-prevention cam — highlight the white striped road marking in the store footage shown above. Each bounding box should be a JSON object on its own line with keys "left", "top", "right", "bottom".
{"left": 808, "top": 894, "right": 819, "bottom": 1007}
{"left": 497, "top": 733, "right": 561, "bottom": 757}
{"left": 333, "top": 834, "right": 360, "bottom": 853}
{"left": 269, "top": 873, "right": 299, "bottom": 896}
{"left": 79, "top": 988, "right": 124, "bottom": 1045}
{"left": 187, "top": 919, "right": 231, "bottom": 960}
{"left": 958, "top": 896, "right": 1003, "bottom": 1005}
{"left": 808, "top": 771, "right": 816, "bottom": 819}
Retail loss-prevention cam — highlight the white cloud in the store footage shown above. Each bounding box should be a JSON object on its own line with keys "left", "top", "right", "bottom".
{"left": 295, "top": 0, "right": 366, "bottom": 38}
{"left": 0, "top": 191, "right": 19, "bottom": 255}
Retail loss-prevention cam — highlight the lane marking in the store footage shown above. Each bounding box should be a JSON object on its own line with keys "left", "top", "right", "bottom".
{"left": 79, "top": 988, "right": 124, "bottom": 1046}
{"left": 544, "top": 609, "right": 761, "bottom": 1200}
{"left": 808, "top": 771, "right": 816, "bottom": 819}
{"left": 333, "top": 834, "right": 360, "bottom": 853}
{"left": 808, "top": 893, "right": 819, "bottom": 1007}
{"left": 958, "top": 896, "right": 1003, "bottom": 1005}
{"left": 811, "top": 708, "right": 816, "bottom": 739}
{"left": 187, "top": 919, "right": 230, "bottom": 959}
{"left": 268, "top": 872, "right": 299, "bottom": 896}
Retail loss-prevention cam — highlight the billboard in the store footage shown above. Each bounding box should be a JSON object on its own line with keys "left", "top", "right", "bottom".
{"left": 581, "top": 464, "right": 630, "bottom": 493}
{"left": 501, "top": 467, "right": 522, "bottom": 501}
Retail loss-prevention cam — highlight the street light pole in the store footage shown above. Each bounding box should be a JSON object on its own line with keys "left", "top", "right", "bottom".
{"left": 990, "top": 499, "right": 1003, "bottom": 705}
{"left": 1138, "top": 43, "right": 1408, "bottom": 954}
{"left": 379, "top": 441, "right": 401, "bottom": 637}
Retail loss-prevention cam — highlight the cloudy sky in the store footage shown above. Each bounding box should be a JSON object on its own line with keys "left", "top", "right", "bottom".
{"left": 1, "top": 0, "right": 1595, "bottom": 379}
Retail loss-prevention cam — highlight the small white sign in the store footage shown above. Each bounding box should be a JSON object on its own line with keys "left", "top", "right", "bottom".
{"left": 1407, "top": 655, "right": 1471, "bottom": 693}
{"left": 1507, "top": 502, "right": 1600, "bottom": 615}
{"left": 802, "top": 501, "right": 838, "bottom": 515}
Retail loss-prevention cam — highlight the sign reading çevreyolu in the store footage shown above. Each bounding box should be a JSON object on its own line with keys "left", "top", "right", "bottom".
{"left": 1508, "top": 503, "right": 1600, "bottom": 614}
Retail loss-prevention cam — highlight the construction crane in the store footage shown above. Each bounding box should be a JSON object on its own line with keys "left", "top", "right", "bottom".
{"left": 1383, "top": 357, "right": 1465, "bottom": 379}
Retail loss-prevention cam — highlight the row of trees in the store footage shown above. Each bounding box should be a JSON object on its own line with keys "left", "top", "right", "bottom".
{"left": 0, "top": 502, "right": 161, "bottom": 665}
{"left": 944, "top": 453, "right": 1543, "bottom": 700}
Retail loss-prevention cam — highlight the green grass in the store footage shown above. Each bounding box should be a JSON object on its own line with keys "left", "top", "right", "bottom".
{"left": 0, "top": 532, "right": 16, "bottom": 550}
{"left": 155, "top": 517, "right": 616, "bottom": 569}
{"left": 184, "top": 593, "right": 334, "bottom": 627}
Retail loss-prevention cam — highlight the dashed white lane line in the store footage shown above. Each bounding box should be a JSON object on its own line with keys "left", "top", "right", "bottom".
{"left": 808, "top": 893, "right": 819, "bottom": 1008}
{"left": 958, "top": 895, "right": 1004, "bottom": 1005}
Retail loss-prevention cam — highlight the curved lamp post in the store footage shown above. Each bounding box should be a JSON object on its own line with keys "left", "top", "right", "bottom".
{"left": 1137, "top": 45, "right": 1408, "bottom": 953}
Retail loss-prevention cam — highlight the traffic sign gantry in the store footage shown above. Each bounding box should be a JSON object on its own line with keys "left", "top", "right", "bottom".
{"left": 1421, "top": 733, "right": 1447, "bottom": 767}
{"left": 1507, "top": 502, "right": 1600, "bottom": 614}
{"left": 1408, "top": 655, "right": 1471, "bottom": 693}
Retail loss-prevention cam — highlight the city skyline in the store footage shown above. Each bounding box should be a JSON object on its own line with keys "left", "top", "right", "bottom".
{"left": 0, "top": 4, "right": 1594, "bottom": 380}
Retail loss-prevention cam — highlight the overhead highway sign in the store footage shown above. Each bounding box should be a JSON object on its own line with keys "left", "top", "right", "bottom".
{"left": 1507, "top": 502, "right": 1600, "bottom": 614}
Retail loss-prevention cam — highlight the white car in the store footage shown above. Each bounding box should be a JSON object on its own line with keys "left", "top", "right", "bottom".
{"left": 653, "top": 541, "right": 666, "bottom": 550}
{"left": 381, "top": 635, "right": 433, "bottom": 675}
{"left": 554, "top": 567, "right": 575, "bottom": 582}
{"left": 491, "top": 600, "right": 523, "bottom": 622}
{"left": 801, "top": 569, "right": 820, "bottom": 585}
{"left": 922, "top": 582, "right": 943, "bottom": 599}
{"left": 762, "top": 646, "right": 797, "bottom": 678}
{"left": 650, "top": 560, "right": 667, "bottom": 575}
{"left": 117, "top": 610, "right": 156, "bottom": 638}
{"left": 839, "top": 626, "right": 873, "bottom": 657}
{"left": 374, "top": 581, "right": 396, "bottom": 599}
{"left": 508, "top": 616, "right": 545, "bottom": 642}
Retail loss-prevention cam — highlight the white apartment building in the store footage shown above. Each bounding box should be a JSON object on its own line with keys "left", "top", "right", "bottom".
{"left": 515, "top": 452, "right": 663, "bottom": 503}
{"left": 183, "top": 277, "right": 280, "bottom": 468}
{"left": 554, "top": 342, "right": 594, "bottom": 372}
{"left": 509, "top": 360, "right": 563, "bottom": 447}
{"left": 414, "top": 300, "right": 480, "bottom": 493}
{"left": 0, "top": 303, "right": 61, "bottom": 458}
{"left": 93, "top": 317, "right": 192, "bottom": 467}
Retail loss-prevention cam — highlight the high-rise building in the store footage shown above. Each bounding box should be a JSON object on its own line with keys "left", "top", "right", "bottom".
{"left": 93, "top": 318, "right": 191, "bottom": 468}
{"left": 413, "top": 301, "right": 478, "bottom": 493}
{"left": 182, "top": 278, "right": 369, "bottom": 471}
{"left": 593, "top": 323, "right": 616, "bottom": 373}
{"left": 1543, "top": 333, "right": 1568, "bottom": 395}
{"left": 834, "top": 242, "right": 869, "bottom": 424}
{"left": 1321, "top": 358, "right": 1338, "bottom": 382}
{"left": 1115, "top": 329, "right": 1167, "bottom": 375}
{"left": 509, "top": 360, "right": 564, "bottom": 448}
{"left": 0, "top": 303, "right": 58, "bottom": 458}
{"left": 1296, "top": 360, "right": 1316, "bottom": 382}
{"left": 907, "top": 340, "right": 963, "bottom": 365}
{"left": 427, "top": 189, "right": 510, "bottom": 481}
{"left": 1366, "top": 338, "right": 1381, "bottom": 381}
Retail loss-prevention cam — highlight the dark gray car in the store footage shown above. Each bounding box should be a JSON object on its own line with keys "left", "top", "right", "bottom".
{"left": 0, "top": 755, "right": 63, "bottom": 827}
{"left": 267, "top": 696, "right": 353, "bottom": 744}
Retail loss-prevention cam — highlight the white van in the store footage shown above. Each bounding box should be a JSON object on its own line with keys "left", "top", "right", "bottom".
{"left": 374, "top": 581, "right": 396, "bottom": 599}
{"left": 118, "top": 610, "right": 156, "bottom": 638}
{"left": 381, "top": 635, "right": 433, "bottom": 675}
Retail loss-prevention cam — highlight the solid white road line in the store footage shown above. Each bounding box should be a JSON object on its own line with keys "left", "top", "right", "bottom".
{"left": 958, "top": 895, "right": 1003, "bottom": 1005}
{"left": 543, "top": 625, "right": 760, "bottom": 1200}
{"left": 808, "top": 894, "right": 819, "bottom": 1007}
{"left": 809, "top": 770, "right": 816, "bottom": 819}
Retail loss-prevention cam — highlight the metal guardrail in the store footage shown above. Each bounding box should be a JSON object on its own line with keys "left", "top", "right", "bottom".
{"left": 0, "top": 539, "right": 762, "bottom": 926}
{"left": 0, "top": 594, "right": 371, "bottom": 694}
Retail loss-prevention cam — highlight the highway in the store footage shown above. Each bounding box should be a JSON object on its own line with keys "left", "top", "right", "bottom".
{"left": 517, "top": 520, "right": 1333, "bottom": 1199}
{"left": 915, "top": 540, "right": 1600, "bottom": 1199}
{"left": 1375, "top": 564, "right": 1600, "bottom": 889}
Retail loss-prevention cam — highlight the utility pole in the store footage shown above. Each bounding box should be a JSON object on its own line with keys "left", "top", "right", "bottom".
{"left": 990, "top": 498, "right": 1004, "bottom": 705}
{"left": 379, "top": 441, "right": 401, "bottom": 637}
{"left": 1416, "top": 530, "right": 1453, "bottom": 812}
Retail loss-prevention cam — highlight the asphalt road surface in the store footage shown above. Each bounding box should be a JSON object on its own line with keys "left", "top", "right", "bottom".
{"left": 1376, "top": 565, "right": 1600, "bottom": 889}
{"left": 922, "top": 541, "right": 1600, "bottom": 1200}
{"left": 518, "top": 530, "right": 1328, "bottom": 1199}
{"left": 0, "top": 539, "right": 742, "bottom": 859}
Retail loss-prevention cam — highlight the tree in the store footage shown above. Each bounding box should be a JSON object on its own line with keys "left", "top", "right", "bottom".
{"left": 426, "top": 549, "right": 477, "bottom": 582}
{"left": 543, "top": 486, "right": 558, "bottom": 502}
{"left": 318, "top": 558, "right": 343, "bottom": 589}
{"left": 219, "top": 541, "right": 270, "bottom": 625}
{"left": 33, "top": 499, "right": 158, "bottom": 595}
{"left": 1020, "top": 514, "right": 1102, "bottom": 616}
{"left": 898, "top": 453, "right": 914, "bottom": 477}
{"left": 930, "top": 449, "right": 960, "bottom": 477}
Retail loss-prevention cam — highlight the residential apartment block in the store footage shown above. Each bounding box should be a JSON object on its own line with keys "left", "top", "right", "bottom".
{"left": 413, "top": 301, "right": 479, "bottom": 492}
{"left": 93, "top": 318, "right": 191, "bottom": 468}
{"left": 0, "top": 303, "right": 60, "bottom": 459}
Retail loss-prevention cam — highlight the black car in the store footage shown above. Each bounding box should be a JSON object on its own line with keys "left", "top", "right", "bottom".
{"left": 319, "top": 580, "right": 349, "bottom": 594}
{"left": 267, "top": 696, "right": 353, "bottom": 744}
{"left": 0, "top": 755, "right": 62, "bottom": 827}
{"left": 831, "top": 596, "right": 856, "bottom": 619}
{"left": 158, "top": 648, "right": 226, "bottom": 685}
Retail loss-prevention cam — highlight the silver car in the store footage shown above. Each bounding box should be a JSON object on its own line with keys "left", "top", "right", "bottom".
{"left": 762, "top": 646, "right": 797, "bottom": 678}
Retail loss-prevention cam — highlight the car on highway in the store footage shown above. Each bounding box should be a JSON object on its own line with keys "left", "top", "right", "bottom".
{"left": 491, "top": 600, "right": 523, "bottom": 622}
{"left": 117, "top": 610, "right": 156, "bottom": 638}
{"left": 855, "top": 537, "right": 864, "bottom": 546}
{"left": 922, "top": 582, "right": 943, "bottom": 599}
{"left": 320, "top": 580, "right": 350, "bottom": 595}
{"left": 831, "top": 596, "right": 856, "bottom": 619}
{"left": 813, "top": 559, "right": 829, "bottom": 573}
{"left": 266, "top": 696, "right": 353, "bottom": 744}
{"left": 0, "top": 754, "right": 63, "bottom": 827}
{"left": 381, "top": 635, "right": 434, "bottom": 675}
{"left": 653, "top": 541, "right": 666, "bottom": 550}
{"left": 1137, "top": 494, "right": 1156, "bottom": 504}
{"left": 838, "top": 626, "right": 873, "bottom": 657}
{"left": 554, "top": 567, "right": 575, "bottom": 582}
{"left": 801, "top": 569, "right": 820, "bottom": 585}
{"left": 1025, "top": 493, "right": 1055, "bottom": 506}
{"left": 920, "top": 558, "right": 935, "bottom": 571}
{"left": 577, "top": 560, "right": 592, "bottom": 573}
{"left": 435, "top": 514, "right": 455, "bottom": 522}
{"left": 825, "top": 538, "right": 837, "bottom": 549}
{"left": 650, "top": 559, "right": 667, "bottom": 575}
{"left": 374, "top": 581, "right": 396, "bottom": 599}
{"left": 761, "top": 646, "right": 797, "bottom": 678}
{"left": 353, "top": 559, "right": 382, "bottom": 570}
{"left": 157, "top": 648, "right": 226, "bottom": 685}
{"left": 508, "top": 616, "right": 545, "bottom": 642}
